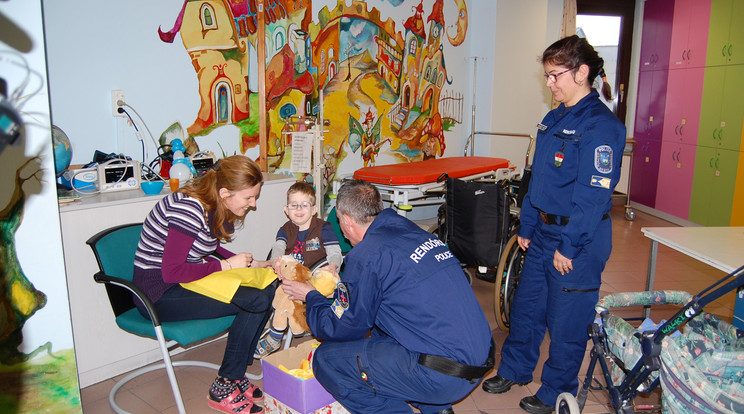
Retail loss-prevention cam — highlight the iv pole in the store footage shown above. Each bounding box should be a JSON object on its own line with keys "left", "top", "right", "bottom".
{"left": 464, "top": 56, "right": 481, "bottom": 156}
{"left": 283, "top": 90, "right": 329, "bottom": 218}
{"left": 463, "top": 56, "right": 534, "bottom": 168}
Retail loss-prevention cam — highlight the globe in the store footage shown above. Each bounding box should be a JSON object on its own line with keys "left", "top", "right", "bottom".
{"left": 52, "top": 125, "right": 72, "bottom": 177}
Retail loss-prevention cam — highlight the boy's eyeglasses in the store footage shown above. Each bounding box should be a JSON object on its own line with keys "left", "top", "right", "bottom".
{"left": 287, "top": 202, "right": 314, "bottom": 210}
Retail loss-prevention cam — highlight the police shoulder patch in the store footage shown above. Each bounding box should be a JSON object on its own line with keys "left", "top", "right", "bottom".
{"left": 331, "top": 282, "right": 349, "bottom": 319}
{"left": 594, "top": 145, "right": 613, "bottom": 173}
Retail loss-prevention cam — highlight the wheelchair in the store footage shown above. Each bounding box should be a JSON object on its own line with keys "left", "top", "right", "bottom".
{"left": 435, "top": 166, "right": 530, "bottom": 332}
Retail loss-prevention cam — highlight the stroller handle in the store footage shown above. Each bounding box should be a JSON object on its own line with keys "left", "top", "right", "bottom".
{"left": 596, "top": 290, "right": 693, "bottom": 313}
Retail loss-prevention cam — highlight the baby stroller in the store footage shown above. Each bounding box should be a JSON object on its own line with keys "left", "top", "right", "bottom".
{"left": 557, "top": 264, "right": 744, "bottom": 414}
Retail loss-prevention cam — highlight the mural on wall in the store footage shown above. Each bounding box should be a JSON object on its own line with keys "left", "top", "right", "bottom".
{"left": 0, "top": 160, "right": 80, "bottom": 412}
{"left": 158, "top": 0, "right": 468, "bottom": 197}
{"left": 0, "top": 3, "right": 82, "bottom": 411}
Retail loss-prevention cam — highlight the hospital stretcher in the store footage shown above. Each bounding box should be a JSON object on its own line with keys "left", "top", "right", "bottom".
{"left": 351, "top": 156, "right": 513, "bottom": 214}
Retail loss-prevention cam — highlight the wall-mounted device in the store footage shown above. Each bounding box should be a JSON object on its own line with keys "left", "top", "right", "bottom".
{"left": 97, "top": 159, "right": 141, "bottom": 192}
{"left": 189, "top": 151, "right": 217, "bottom": 177}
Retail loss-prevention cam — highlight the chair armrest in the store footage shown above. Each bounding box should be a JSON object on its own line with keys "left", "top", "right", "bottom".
{"left": 93, "top": 271, "right": 163, "bottom": 327}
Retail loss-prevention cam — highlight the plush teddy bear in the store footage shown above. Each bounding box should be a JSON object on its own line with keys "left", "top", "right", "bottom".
{"left": 273, "top": 255, "right": 340, "bottom": 334}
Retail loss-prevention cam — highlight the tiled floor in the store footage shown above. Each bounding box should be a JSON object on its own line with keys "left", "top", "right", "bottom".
{"left": 80, "top": 204, "right": 737, "bottom": 413}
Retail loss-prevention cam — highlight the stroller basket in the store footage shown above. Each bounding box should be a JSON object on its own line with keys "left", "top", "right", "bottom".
{"left": 659, "top": 314, "right": 744, "bottom": 413}
{"left": 562, "top": 265, "right": 744, "bottom": 413}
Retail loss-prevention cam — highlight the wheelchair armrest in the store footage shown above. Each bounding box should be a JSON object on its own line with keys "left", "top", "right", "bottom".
{"left": 93, "top": 271, "right": 163, "bottom": 327}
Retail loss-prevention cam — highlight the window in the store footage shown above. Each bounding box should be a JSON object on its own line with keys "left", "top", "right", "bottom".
{"left": 274, "top": 31, "right": 285, "bottom": 52}
{"left": 200, "top": 4, "right": 217, "bottom": 30}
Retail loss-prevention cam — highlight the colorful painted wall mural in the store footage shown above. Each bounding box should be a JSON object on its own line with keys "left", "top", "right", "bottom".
{"left": 0, "top": 1, "right": 82, "bottom": 412}
{"left": 158, "top": 0, "right": 468, "bottom": 202}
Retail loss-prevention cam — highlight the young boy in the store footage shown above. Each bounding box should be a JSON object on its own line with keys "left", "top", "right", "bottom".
{"left": 253, "top": 182, "right": 343, "bottom": 358}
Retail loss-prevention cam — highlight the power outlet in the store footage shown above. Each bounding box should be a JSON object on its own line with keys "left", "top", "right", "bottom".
{"left": 112, "top": 90, "right": 125, "bottom": 117}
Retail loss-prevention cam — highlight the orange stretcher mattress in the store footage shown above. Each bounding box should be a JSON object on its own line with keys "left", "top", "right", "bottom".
{"left": 353, "top": 156, "right": 511, "bottom": 186}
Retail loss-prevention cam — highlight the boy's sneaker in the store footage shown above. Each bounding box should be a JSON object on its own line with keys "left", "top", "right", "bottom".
{"left": 253, "top": 332, "right": 282, "bottom": 359}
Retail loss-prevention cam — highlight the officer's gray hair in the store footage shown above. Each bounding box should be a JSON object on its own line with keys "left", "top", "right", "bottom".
{"left": 336, "top": 179, "right": 383, "bottom": 225}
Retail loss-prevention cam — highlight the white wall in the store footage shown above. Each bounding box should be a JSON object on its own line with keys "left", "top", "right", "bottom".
{"left": 473, "top": 0, "right": 562, "bottom": 171}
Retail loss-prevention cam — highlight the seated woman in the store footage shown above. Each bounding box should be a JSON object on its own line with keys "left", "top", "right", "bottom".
{"left": 133, "top": 155, "right": 274, "bottom": 414}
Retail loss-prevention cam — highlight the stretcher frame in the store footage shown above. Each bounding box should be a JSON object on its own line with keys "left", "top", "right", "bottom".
{"left": 348, "top": 157, "right": 515, "bottom": 215}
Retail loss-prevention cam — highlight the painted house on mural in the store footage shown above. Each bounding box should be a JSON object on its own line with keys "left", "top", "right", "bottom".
{"left": 375, "top": 29, "right": 403, "bottom": 95}
{"left": 159, "top": 0, "right": 312, "bottom": 144}
{"left": 159, "top": 0, "right": 251, "bottom": 136}
{"left": 393, "top": 0, "right": 448, "bottom": 132}
{"left": 313, "top": 10, "right": 340, "bottom": 90}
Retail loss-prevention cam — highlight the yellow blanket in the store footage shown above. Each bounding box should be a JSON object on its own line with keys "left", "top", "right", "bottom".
{"left": 181, "top": 268, "right": 277, "bottom": 303}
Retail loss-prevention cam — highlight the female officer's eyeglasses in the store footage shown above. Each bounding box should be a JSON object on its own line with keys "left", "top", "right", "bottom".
{"left": 287, "top": 201, "right": 314, "bottom": 210}
{"left": 544, "top": 67, "right": 577, "bottom": 83}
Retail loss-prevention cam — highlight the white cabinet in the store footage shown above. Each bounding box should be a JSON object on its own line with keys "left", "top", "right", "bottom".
{"left": 60, "top": 175, "right": 294, "bottom": 387}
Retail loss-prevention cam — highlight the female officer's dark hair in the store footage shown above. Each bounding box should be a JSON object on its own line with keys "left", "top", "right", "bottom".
{"left": 542, "top": 34, "right": 612, "bottom": 101}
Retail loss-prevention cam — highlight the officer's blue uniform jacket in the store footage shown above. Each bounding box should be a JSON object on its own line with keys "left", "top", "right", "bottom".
{"left": 305, "top": 208, "right": 492, "bottom": 366}
{"left": 518, "top": 90, "right": 626, "bottom": 260}
{"left": 498, "top": 90, "right": 626, "bottom": 405}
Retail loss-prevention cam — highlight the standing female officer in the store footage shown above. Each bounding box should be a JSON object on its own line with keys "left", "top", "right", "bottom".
{"left": 481, "top": 35, "right": 626, "bottom": 414}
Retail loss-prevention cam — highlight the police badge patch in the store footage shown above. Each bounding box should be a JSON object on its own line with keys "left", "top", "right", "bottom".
{"left": 331, "top": 282, "right": 349, "bottom": 319}
{"left": 594, "top": 145, "right": 613, "bottom": 173}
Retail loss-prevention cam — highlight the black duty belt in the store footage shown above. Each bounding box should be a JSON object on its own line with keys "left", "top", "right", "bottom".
{"left": 539, "top": 211, "right": 610, "bottom": 226}
{"left": 418, "top": 340, "right": 494, "bottom": 383}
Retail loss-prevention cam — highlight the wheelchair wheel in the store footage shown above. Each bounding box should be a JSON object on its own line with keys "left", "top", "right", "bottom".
{"left": 556, "top": 392, "right": 580, "bottom": 414}
{"left": 494, "top": 233, "right": 525, "bottom": 331}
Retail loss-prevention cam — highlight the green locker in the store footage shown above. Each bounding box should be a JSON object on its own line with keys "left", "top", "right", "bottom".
{"left": 697, "top": 65, "right": 744, "bottom": 151}
{"left": 689, "top": 146, "right": 739, "bottom": 225}
{"left": 706, "top": 0, "right": 744, "bottom": 66}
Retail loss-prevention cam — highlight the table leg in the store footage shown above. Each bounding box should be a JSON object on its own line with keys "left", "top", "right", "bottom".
{"left": 644, "top": 240, "right": 659, "bottom": 318}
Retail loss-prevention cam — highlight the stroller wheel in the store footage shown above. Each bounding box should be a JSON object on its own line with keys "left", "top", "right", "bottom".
{"left": 556, "top": 392, "right": 580, "bottom": 414}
